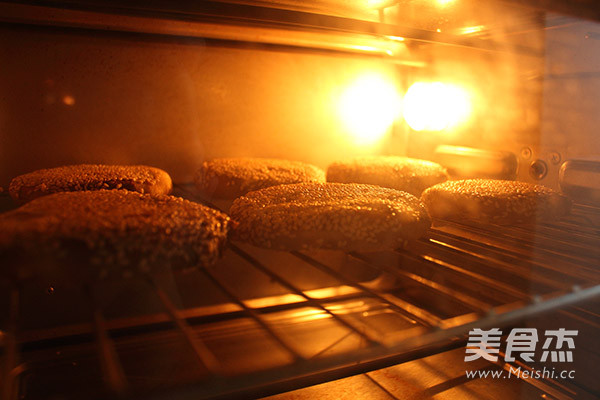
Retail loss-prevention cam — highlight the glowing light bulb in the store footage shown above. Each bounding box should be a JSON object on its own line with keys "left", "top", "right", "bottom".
{"left": 338, "top": 74, "right": 402, "bottom": 145}
{"left": 403, "top": 82, "right": 472, "bottom": 132}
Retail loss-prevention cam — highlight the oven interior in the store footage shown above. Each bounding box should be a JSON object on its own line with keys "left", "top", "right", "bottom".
{"left": 0, "top": 1, "right": 599, "bottom": 399}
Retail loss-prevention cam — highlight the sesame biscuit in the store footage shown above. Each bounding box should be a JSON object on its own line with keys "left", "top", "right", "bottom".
{"left": 327, "top": 156, "right": 448, "bottom": 196}
{"left": 229, "top": 182, "right": 431, "bottom": 252}
{"left": 9, "top": 164, "right": 172, "bottom": 204}
{"left": 421, "top": 179, "right": 571, "bottom": 224}
{"left": 195, "top": 158, "right": 326, "bottom": 199}
{"left": 0, "top": 190, "right": 231, "bottom": 282}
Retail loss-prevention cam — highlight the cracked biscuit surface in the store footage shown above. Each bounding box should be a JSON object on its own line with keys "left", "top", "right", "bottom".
{"left": 195, "top": 158, "right": 326, "bottom": 199}
{"left": 9, "top": 164, "right": 172, "bottom": 204}
{"left": 229, "top": 182, "right": 431, "bottom": 251}
{"left": 421, "top": 179, "right": 571, "bottom": 224}
{"left": 0, "top": 190, "right": 231, "bottom": 282}
{"left": 327, "top": 156, "right": 448, "bottom": 196}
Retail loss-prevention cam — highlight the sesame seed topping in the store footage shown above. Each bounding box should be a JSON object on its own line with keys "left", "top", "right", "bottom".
{"left": 194, "top": 157, "right": 326, "bottom": 199}
{"left": 421, "top": 179, "right": 572, "bottom": 224}
{"left": 327, "top": 156, "right": 448, "bottom": 196}
{"left": 0, "top": 190, "right": 230, "bottom": 281}
{"left": 229, "top": 182, "right": 431, "bottom": 252}
{"left": 9, "top": 164, "right": 172, "bottom": 204}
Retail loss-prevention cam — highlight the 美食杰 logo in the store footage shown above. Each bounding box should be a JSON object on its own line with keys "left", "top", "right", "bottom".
{"left": 463, "top": 328, "right": 578, "bottom": 380}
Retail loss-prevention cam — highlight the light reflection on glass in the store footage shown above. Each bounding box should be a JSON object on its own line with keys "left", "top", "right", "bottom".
{"left": 338, "top": 74, "right": 401, "bottom": 146}
{"left": 403, "top": 81, "right": 472, "bottom": 132}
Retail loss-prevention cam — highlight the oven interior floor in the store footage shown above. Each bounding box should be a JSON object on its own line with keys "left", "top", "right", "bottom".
{"left": 261, "top": 347, "right": 566, "bottom": 400}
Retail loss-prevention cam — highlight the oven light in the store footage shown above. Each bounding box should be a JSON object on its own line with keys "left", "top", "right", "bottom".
{"left": 460, "top": 25, "right": 485, "bottom": 35}
{"left": 403, "top": 82, "right": 471, "bottom": 132}
{"left": 338, "top": 74, "right": 401, "bottom": 145}
{"left": 436, "top": 0, "right": 455, "bottom": 5}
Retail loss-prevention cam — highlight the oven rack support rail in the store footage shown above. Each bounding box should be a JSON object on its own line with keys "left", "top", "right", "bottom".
{"left": 0, "top": 0, "right": 544, "bottom": 60}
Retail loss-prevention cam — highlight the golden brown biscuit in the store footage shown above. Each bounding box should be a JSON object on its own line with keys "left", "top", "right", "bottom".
{"left": 229, "top": 182, "right": 431, "bottom": 252}
{"left": 9, "top": 164, "right": 172, "bottom": 204}
{"left": 421, "top": 179, "right": 572, "bottom": 224}
{"left": 195, "top": 158, "right": 325, "bottom": 199}
{"left": 0, "top": 190, "right": 230, "bottom": 282}
{"left": 327, "top": 156, "right": 448, "bottom": 196}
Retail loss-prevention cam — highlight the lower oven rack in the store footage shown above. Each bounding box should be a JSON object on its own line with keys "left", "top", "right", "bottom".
{"left": 1, "top": 185, "right": 599, "bottom": 400}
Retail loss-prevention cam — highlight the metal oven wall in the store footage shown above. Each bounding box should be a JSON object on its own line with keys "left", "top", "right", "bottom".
{"left": 0, "top": 23, "right": 400, "bottom": 186}
{"left": 0, "top": 1, "right": 565, "bottom": 189}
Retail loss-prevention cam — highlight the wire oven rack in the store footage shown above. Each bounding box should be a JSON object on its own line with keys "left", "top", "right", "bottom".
{"left": 0, "top": 184, "right": 599, "bottom": 400}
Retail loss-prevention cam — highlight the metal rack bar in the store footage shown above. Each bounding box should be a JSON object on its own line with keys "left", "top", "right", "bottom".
{"left": 493, "top": 351, "right": 577, "bottom": 400}
{"left": 435, "top": 220, "right": 599, "bottom": 270}
{"left": 365, "top": 250, "right": 518, "bottom": 305}
{"left": 394, "top": 246, "right": 530, "bottom": 301}
{"left": 478, "top": 223, "right": 600, "bottom": 264}
{"left": 144, "top": 285, "right": 600, "bottom": 400}
{"left": 145, "top": 277, "right": 222, "bottom": 375}
{"left": 426, "top": 229, "right": 599, "bottom": 283}
{"left": 380, "top": 241, "right": 600, "bottom": 332}
{"left": 85, "top": 285, "right": 129, "bottom": 397}
{"left": 290, "top": 251, "right": 442, "bottom": 326}
{"left": 381, "top": 284, "right": 600, "bottom": 348}
{"left": 347, "top": 252, "right": 492, "bottom": 312}
{"left": 199, "top": 267, "right": 306, "bottom": 361}
{"left": 363, "top": 372, "right": 401, "bottom": 400}
{"left": 541, "top": 220, "right": 600, "bottom": 237}
{"left": 417, "top": 235, "right": 580, "bottom": 292}
{"left": 6, "top": 186, "right": 598, "bottom": 399}
{"left": 229, "top": 243, "right": 383, "bottom": 347}
{"left": 550, "top": 207, "right": 600, "bottom": 234}
{"left": 530, "top": 217, "right": 600, "bottom": 240}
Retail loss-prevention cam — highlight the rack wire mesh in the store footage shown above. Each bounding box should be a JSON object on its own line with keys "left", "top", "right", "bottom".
{"left": 0, "top": 185, "right": 598, "bottom": 399}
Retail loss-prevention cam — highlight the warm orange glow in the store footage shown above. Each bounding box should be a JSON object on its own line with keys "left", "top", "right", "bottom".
{"left": 347, "top": 44, "right": 393, "bottom": 56}
{"left": 62, "top": 95, "right": 75, "bottom": 106}
{"left": 388, "top": 36, "right": 405, "bottom": 42}
{"left": 366, "top": 0, "right": 393, "bottom": 8}
{"left": 350, "top": 45, "right": 381, "bottom": 53}
{"left": 436, "top": 0, "right": 455, "bottom": 5}
{"left": 403, "top": 82, "right": 471, "bottom": 131}
{"left": 338, "top": 74, "right": 401, "bottom": 145}
{"left": 460, "top": 25, "right": 485, "bottom": 35}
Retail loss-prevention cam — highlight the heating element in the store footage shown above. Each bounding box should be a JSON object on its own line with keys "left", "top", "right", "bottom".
{"left": 1, "top": 185, "right": 598, "bottom": 400}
